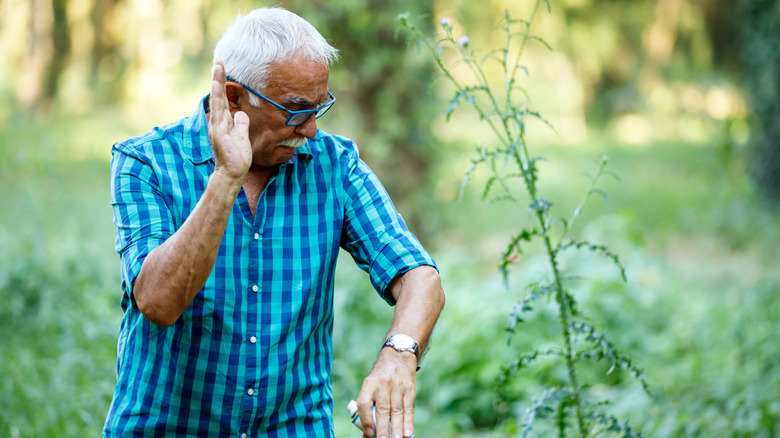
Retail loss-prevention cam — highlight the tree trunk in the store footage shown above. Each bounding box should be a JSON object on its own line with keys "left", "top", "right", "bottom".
{"left": 703, "top": 0, "right": 780, "bottom": 202}
{"left": 17, "top": 0, "right": 54, "bottom": 113}
{"left": 44, "top": 0, "right": 70, "bottom": 103}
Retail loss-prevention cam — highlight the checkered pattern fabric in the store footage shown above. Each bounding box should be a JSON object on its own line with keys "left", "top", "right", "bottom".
{"left": 103, "top": 98, "right": 436, "bottom": 437}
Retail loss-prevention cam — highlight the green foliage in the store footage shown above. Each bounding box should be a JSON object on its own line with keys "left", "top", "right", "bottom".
{"left": 0, "top": 118, "right": 122, "bottom": 436}
{"left": 400, "top": 2, "right": 648, "bottom": 436}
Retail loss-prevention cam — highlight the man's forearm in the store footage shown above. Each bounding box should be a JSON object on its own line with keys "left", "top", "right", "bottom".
{"left": 387, "top": 265, "right": 446, "bottom": 358}
{"left": 133, "top": 171, "right": 243, "bottom": 326}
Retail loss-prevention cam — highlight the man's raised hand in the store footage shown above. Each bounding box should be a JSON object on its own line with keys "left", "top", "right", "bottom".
{"left": 208, "top": 60, "right": 252, "bottom": 181}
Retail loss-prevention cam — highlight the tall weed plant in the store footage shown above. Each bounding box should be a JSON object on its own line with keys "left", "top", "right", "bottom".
{"left": 400, "top": 2, "right": 648, "bottom": 436}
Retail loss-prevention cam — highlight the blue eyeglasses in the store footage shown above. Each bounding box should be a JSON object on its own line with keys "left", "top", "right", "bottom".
{"left": 226, "top": 75, "right": 336, "bottom": 127}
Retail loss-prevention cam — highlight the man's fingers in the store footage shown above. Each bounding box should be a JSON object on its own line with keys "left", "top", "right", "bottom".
{"left": 390, "top": 387, "right": 405, "bottom": 438}
{"left": 403, "top": 390, "right": 415, "bottom": 438}
{"left": 356, "top": 392, "right": 376, "bottom": 437}
{"left": 358, "top": 379, "right": 416, "bottom": 438}
{"left": 374, "top": 389, "right": 391, "bottom": 438}
{"left": 211, "top": 61, "right": 227, "bottom": 95}
{"left": 232, "top": 111, "right": 250, "bottom": 142}
{"left": 209, "top": 61, "right": 228, "bottom": 121}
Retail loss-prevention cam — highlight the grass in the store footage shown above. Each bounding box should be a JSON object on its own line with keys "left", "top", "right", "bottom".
{"left": 1, "top": 110, "right": 778, "bottom": 436}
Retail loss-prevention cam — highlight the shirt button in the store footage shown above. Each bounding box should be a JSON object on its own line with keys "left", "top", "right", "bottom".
{"left": 251, "top": 285, "right": 258, "bottom": 292}
{"left": 247, "top": 388, "right": 254, "bottom": 396}
{"left": 249, "top": 336, "right": 257, "bottom": 344}
{"left": 253, "top": 233, "right": 259, "bottom": 240}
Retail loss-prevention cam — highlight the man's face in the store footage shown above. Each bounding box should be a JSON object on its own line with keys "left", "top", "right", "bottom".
{"left": 238, "top": 55, "right": 331, "bottom": 168}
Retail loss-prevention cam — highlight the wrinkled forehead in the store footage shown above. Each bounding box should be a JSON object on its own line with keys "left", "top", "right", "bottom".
{"left": 264, "top": 55, "right": 331, "bottom": 104}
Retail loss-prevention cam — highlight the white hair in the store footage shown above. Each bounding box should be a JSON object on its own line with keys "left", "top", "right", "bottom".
{"left": 213, "top": 7, "right": 340, "bottom": 106}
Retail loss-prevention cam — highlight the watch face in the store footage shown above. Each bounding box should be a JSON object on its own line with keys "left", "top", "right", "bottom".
{"left": 390, "top": 334, "right": 416, "bottom": 349}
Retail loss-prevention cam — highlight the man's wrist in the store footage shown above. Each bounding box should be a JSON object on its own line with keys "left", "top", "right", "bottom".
{"left": 211, "top": 166, "right": 245, "bottom": 184}
{"left": 382, "top": 334, "right": 421, "bottom": 370}
{"left": 379, "top": 344, "right": 420, "bottom": 372}
{"left": 208, "top": 168, "right": 244, "bottom": 196}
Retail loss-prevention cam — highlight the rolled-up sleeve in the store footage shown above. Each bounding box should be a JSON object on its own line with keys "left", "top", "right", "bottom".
{"left": 110, "top": 144, "right": 176, "bottom": 309}
{"left": 339, "top": 148, "right": 436, "bottom": 305}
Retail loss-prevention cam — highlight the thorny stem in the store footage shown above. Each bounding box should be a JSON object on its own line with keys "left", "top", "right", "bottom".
{"left": 541, "top": 210, "right": 586, "bottom": 437}
{"left": 557, "top": 398, "right": 566, "bottom": 438}
{"left": 501, "top": 1, "right": 587, "bottom": 434}
{"left": 502, "top": 2, "right": 587, "bottom": 434}
{"left": 526, "top": 2, "right": 585, "bottom": 430}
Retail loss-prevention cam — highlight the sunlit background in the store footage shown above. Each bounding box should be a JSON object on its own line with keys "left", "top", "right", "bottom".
{"left": 1, "top": 0, "right": 778, "bottom": 436}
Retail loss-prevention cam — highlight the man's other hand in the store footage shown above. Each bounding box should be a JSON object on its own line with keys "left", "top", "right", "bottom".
{"left": 357, "top": 347, "right": 417, "bottom": 438}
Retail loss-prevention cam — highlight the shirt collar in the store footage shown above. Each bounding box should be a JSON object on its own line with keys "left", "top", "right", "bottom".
{"left": 182, "top": 95, "right": 314, "bottom": 165}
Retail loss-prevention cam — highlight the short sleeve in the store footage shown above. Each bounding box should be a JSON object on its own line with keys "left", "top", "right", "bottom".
{"left": 339, "top": 149, "right": 437, "bottom": 305}
{"left": 110, "top": 145, "right": 176, "bottom": 309}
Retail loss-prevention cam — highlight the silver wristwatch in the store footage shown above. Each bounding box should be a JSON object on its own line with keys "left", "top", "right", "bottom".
{"left": 382, "top": 334, "right": 420, "bottom": 362}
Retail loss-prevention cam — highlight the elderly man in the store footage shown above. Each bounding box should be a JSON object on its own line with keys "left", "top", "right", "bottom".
{"left": 103, "top": 6, "right": 444, "bottom": 438}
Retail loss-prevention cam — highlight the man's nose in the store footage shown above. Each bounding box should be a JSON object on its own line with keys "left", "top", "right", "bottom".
{"left": 294, "top": 115, "right": 318, "bottom": 139}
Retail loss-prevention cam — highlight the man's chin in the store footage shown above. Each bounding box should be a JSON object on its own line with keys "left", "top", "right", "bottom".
{"left": 274, "top": 146, "right": 296, "bottom": 162}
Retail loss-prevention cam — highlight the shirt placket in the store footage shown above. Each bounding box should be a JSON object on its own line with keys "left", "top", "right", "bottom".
{"left": 237, "top": 173, "right": 277, "bottom": 437}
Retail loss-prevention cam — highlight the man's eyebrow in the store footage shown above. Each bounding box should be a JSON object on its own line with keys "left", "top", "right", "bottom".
{"left": 284, "top": 96, "right": 316, "bottom": 108}
{"left": 284, "top": 93, "right": 331, "bottom": 108}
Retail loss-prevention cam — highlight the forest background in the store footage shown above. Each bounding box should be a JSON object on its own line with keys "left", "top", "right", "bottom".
{"left": 1, "top": 0, "right": 779, "bottom": 436}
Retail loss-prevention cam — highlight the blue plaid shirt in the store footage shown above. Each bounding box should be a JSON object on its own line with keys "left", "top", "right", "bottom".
{"left": 104, "top": 98, "right": 436, "bottom": 437}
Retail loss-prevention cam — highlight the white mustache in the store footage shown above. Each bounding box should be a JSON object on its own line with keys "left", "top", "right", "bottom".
{"left": 278, "top": 137, "right": 307, "bottom": 148}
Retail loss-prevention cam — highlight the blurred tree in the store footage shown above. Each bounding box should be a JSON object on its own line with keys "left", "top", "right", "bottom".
{"left": 89, "top": 0, "right": 125, "bottom": 102}
{"left": 735, "top": 1, "right": 780, "bottom": 203}
{"left": 702, "top": 0, "right": 780, "bottom": 203}
{"left": 46, "top": 0, "right": 70, "bottom": 104}
{"left": 284, "top": 0, "right": 441, "bottom": 237}
{"left": 559, "top": 0, "right": 652, "bottom": 125}
{"left": 17, "top": 0, "right": 71, "bottom": 114}
{"left": 560, "top": 0, "right": 717, "bottom": 125}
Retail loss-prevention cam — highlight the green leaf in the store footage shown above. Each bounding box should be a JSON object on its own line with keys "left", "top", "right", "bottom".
{"left": 589, "top": 188, "right": 610, "bottom": 204}
{"left": 445, "top": 86, "right": 483, "bottom": 121}
{"left": 500, "top": 228, "right": 538, "bottom": 290}
{"left": 528, "top": 199, "right": 552, "bottom": 214}
{"left": 559, "top": 239, "right": 627, "bottom": 282}
{"left": 583, "top": 407, "right": 642, "bottom": 438}
{"left": 482, "top": 176, "right": 497, "bottom": 201}
{"left": 570, "top": 321, "right": 651, "bottom": 395}
{"left": 521, "top": 387, "right": 572, "bottom": 438}
{"left": 505, "top": 281, "right": 556, "bottom": 343}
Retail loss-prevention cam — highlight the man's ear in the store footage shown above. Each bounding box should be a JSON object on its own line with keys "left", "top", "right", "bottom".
{"left": 224, "top": 82, "right": 242, "bottom": 112}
